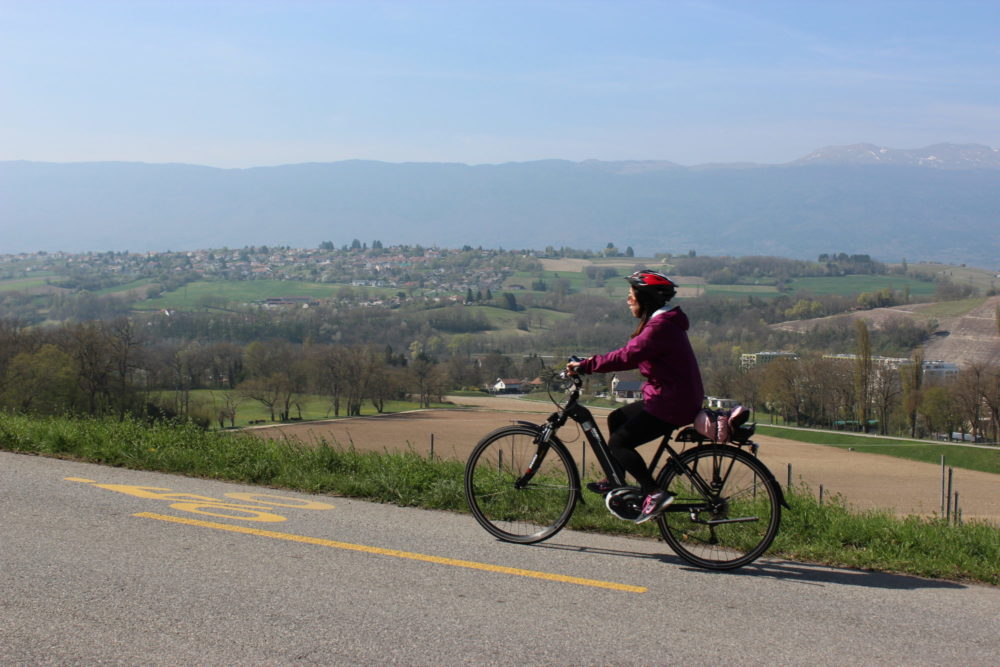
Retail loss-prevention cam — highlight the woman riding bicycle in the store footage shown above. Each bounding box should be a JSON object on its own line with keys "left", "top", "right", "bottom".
{"left": 566, "top": 269, "right": 704, "bottom": 524}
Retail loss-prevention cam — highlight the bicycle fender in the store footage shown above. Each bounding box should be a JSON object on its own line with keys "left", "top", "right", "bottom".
{"left": 764, "top": 470, "right": 792, "bottom": 510}
{"left": 514, "top": 420, "right": 541, "bottom": 429}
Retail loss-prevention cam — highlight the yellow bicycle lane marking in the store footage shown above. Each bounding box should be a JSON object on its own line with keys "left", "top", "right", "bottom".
{"left": 66, "top": 477, "right": 646, "bottom": 594}
{"left": 65, "top": 478, "right": 335, "bottom": 522}
{"left": 136, "top": 512, "right": 647, "bottom": 594}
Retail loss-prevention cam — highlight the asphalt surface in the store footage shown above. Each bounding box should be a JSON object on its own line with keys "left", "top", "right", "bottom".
{"left": 2, "top": 450, "right": 998, "bottom": 665}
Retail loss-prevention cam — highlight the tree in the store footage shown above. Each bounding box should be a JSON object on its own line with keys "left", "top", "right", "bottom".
{"left": 919, "top": 386, "right": 960, "bottom": 439}
{"left": 870, "top": 362, "right": 902, "bottom": 435}
{"left": 241, "top": 340, "right": 302, "bottom": 421}
{"left": 238, "top": 376, "right": 282, "bottom": 422}
{"left": 214, "top": 390, "right": 245, "bottom": 429}
{"left": 0, "top": 319, "right": 28, "bottom": 400}
{"left": 953, "top": 364, "right": 993, "bottom": 442}
{"left": 854, "top": 320, "right": 874, "bottom": 432}
{"left": 1, "top": 345, "right": 76, "bottom": 414}
{"left": 207, "top": 341, "right": 245, "bottom": 389}
{"left": 979, "top": 364, "right": 1000, "bottom": 443}
{"left": 310, "top": 344, "right": 347, "bottom": 417}
{"left": 759, "top": 357, "right": 804, "bottom": 424}
{"left": 901, "top": 350, "right": 924, "bottom": 438}
{"left": 65, "top": 322, "right": 115, "bottom": 416}
{"left": 368, "top": 364, "right": 405, "bottom": 413}
{"left": 106, "top": 318, "right": 146, "bottom": 418}
{"left": 411, "top": 359, "right": 446, "bottom": 408}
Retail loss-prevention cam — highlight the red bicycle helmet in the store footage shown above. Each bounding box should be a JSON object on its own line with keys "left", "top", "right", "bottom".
{"left": 625, "top": 269, "right": 677, "bottom": 291}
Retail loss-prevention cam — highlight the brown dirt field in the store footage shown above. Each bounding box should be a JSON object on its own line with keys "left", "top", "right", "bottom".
{"left": 539, "top": 258, "right": 593, "bottom": 273}
{"left": 251, "top": 395, "right": 1000, "bottom": 524}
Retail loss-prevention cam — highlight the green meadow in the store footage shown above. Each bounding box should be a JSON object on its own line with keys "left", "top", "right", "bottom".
{"left": 464, "top": 304, "right": 573, "bottom": 330}
{"left": 911, "top": 297, "right": 989, "bottom": 319}
{"left": 0, "top": 277, "right": 51, "bottom": 292}
{"left": 95, "top": 278, "right": 156, "bottom": 296}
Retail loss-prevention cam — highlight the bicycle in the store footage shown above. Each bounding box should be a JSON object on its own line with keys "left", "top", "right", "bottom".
{"left": 463, "top": 371, "right": 789, "bottom": 570}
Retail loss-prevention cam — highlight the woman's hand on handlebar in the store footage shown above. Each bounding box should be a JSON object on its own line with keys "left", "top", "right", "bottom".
{"left": 565, "top": 358, "right": 586, "bottom": 376}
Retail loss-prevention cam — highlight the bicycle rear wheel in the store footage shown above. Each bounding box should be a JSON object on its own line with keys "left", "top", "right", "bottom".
{"left": 656, "top": 445, "right": 780, "bottom": 570}
{"left": 464, "top": 425, "right": 579, "bottom": 544}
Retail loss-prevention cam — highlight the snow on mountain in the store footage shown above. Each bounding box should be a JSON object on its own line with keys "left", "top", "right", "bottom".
{"left": 792, "top": 143, "right": 1000, "bottom": 169}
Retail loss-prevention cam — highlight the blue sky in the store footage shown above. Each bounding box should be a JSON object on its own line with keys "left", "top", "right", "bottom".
{"left": 2, "top": 0, "right": 998, "bottom": 167}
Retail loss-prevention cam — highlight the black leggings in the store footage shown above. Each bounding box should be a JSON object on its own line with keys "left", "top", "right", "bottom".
{"left": 607, "top": 401, "right": 675, "bottom": 494}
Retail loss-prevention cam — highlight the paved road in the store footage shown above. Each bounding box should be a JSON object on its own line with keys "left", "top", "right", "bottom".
{"left": 2, "top": 451, "right": 998, "bottom": 665}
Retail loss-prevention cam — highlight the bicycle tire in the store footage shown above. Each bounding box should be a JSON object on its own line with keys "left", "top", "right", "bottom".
{"left": 656, "top": 445, "right": 781, "bottom": 570}
{"left": 464, "top": 425, "right": 580, "bottom": 544}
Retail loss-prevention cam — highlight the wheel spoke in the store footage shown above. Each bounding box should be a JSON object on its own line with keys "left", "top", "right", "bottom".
{"left": 657, "top": 446, "right": 780, "bottom": 570}
{"left": 464, "top": 427, "right": 578, "bottom": 544}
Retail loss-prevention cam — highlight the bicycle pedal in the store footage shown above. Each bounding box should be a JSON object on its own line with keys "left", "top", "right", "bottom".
{"left": 605, "top": 486, "right": 644, "bottom": 521}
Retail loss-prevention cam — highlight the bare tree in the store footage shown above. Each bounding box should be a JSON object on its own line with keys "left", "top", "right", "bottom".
{"left": 854, "top": 320, "right": 874, "bottom": 432}
{"left": 920, "top": 386, "right": 961, "bottom": 440}
{"left": 871, "top": 362, "right": 902, "bottom": 435}
{"left": 310, "top": 344, "right": 348, "bottom": 417}
{"left": 901, "top": 350, "right": 925, "bottom": 438}
{"left": 952, "top": 364, "right": 987, "bottom": 442}
{"left": 107, "top": 318, "right": 145, "bottom": 418}
{"left": 241, "top": 340, "right": 301, "bottom": 421}
{"left": 980, "top": 363, "right": 1000, "bottom": 443}
{"left": 760, "top": 357, "right": 805, "bottom": 424}
{"left": 66, "top": 322, "right": 115, "bottom": 416}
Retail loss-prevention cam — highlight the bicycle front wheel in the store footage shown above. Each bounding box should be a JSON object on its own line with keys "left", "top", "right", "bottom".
{"left": 656, "top": 445, "right": 781, "bottom": 570}
{"left": 464, "top": 426, "right": 580, "bottom": 544}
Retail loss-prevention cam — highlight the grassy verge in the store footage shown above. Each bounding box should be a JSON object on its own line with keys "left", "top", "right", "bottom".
{"left": 755, "top": 425, "right": 1000, "bottom": 475}
{"left": 2, "top": 413, "right": 997, "bottom": 585}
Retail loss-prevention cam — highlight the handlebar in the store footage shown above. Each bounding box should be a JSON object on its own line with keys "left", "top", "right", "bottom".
{"left": 555, "top": 356, "right": 584, "bottom": 404}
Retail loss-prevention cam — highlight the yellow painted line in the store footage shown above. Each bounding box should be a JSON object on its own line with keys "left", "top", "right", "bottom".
{"left": 135, "top": 512, "right": 646, "bottom": 594}
{"left": 65, "top": 477, "right": 96, "bottom": 483}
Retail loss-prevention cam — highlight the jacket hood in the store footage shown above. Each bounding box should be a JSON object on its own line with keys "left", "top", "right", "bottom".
{"left": 651, "top": 305, "right": 689, "bottom": 331}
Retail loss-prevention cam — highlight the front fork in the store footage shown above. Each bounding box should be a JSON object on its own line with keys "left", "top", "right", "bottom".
{"left": 513, "top": 420, "right": 557, "bottom": 489}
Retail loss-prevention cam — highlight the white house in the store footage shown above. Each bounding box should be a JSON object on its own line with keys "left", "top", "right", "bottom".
{"left": 492, "top": 378, "right": 526, "bottom": 394}
{"left": 610, "top": 376, "right": 643, "bottom": 403}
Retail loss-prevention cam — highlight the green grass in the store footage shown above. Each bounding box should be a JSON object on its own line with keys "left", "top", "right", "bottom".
{"left": 2, "top": 412, "right": 997, "bottom": 585}
{"left": 94, "top": 278, "right": 155, "bottom": 296}
{"left": 0, "top": 277, "right": 50, "bottom": 292}
{"left": 905, "top": 263, "right": 998, "bottom": 292}
{"left": 773, "top": 485, "right": 1000, "bottom": 583}
{"left": 465, "top": 304, "right": 572, "bottom": 331}
{"left": 756, "top": 425, "right": 1000, "bottom": 475}
{"left": 787, "top": 274, "right": 938, "bottom": 297}
{"left": 911, "top": 297, "right": 988, "bottom": 319}
{"left": 0, "top": 413, "right": 465, "bottom": 507}
{"left": 504, "top": 269, "right": 591, "bottom": 291}
{"left": 703, "top": 284, "right": 781, "bottom": 296}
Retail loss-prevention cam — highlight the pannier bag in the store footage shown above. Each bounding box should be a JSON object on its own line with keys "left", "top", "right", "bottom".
{"left": 694, "top": 405, "right": 753, "bottom": 443}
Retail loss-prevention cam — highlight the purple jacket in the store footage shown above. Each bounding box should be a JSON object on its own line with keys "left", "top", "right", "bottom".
{"left": 578, "top": 306, "right": 704, "bottom": 426}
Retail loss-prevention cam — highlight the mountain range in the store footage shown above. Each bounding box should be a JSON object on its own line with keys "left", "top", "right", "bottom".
{"left": 2, "top": 143, "right": 998, "bottom": 267}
